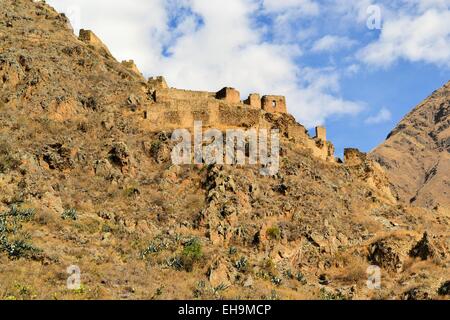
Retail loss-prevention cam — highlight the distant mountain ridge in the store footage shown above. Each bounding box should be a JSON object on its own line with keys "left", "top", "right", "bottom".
{"left": 370, "top": 81, "right": 450, "bottom": 211}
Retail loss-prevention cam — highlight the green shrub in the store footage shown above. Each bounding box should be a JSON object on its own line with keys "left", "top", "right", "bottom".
{"left": 166, "top": 256, "right": 184, "bottom": 271}
{"left": 319, "top": 288, "right": 347, "bottom": 300}
{"left": 283, "top": 269, "right": 294, "bottom": 279}
{"left": 0, "top": 141, "right": 21, "bottom": 173}
{"left": 164, "top": 238, "right": 204, "bottom": 272}
{"left": 141, "top": 243, "right": 159, "bottom": 259}
{"left": 0, "top": 206, "right": 36, "bottom": 234}
{"left": 271, "top": 276, "right": 282, "bottom": 286}
{"left": 261, "top": 258, "right": 276, "bottom": 275}
{"left": 296, "top": 272, "right": 307, "bottom": 285}
{"left": 150, "top": 140, "right": 162, "bottom": 156}
{"left": 266, "top": 226, "right": 281, "bottom": 240}
{"left": 193, "top": 281, "right": 206, "bottom": 299}
{"left": 124, "top": 186, "right": 140, "bottom": 198}
{"left": 234, "top": 256, "right": 248, "bottom": 272}
{"left": 228, "top": 246, "right": 238, "bottom": 255}
{"left": 0, "top": 206, "right": 41, "bottom": 260}
{"left": 183, "top": 238, "right": 203, "bottom": 260}
{"left": 181, "top": 238, "right": 203, "bottom": 272}
{"left": 61, "top": 208, "right": 78, "bottom": 221}
{"left": 213, "top": 283, "right": 229, "bottom": 295}
{"left": 1, "top": 238, "right": 41, "bottom": 260}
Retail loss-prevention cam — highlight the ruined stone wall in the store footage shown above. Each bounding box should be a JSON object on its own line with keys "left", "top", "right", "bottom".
{"left": 78, "top": 29, "right": 112, "bottom": 56}
{"left": 244, "top": 93, "right": 262, "bottom": 109}
{"left": 144, "top": 101, "right": 219, "bottom": 129}
{"left": 218, "top": 105, "right": 261, "bottom": 127}
{"left": 315, "top": 126, "right": 327, "bottom": 141}
{"left": 121, "top": 60, "right": 142, "bottom": 77}
{"left": 140, "top": 82, "right": 339, "bottom": 163}
{"left": 155, "top": 88, "right": 215, "bottom": 103}
{"left": 142, "top": 99, "right": 336, "bottom": 163}
{"left": 148, "top": 76, "right": 168, "bottom": 90}
{"left": 262, "top": 95, "right": 287, "bottom": 113}
{"left": 144, "top": 102, "right": 270, "bottom": 132}
{"left": 216, "top": 87, "right": 241, "bottom": 104}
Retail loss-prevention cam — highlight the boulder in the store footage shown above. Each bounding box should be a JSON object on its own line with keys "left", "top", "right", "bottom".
{"left": 438, "top": 281, "right": 450, "bottom": 296}
{"left": 368, "top": 236, "right": 413, "bottom": 272}
{"left": 209, "top": 261, "right": 232, "bottom": 289}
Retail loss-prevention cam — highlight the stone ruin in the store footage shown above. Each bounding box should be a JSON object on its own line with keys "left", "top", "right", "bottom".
{"left": 121, "top": 60, "right": 142, "bottom": 77}
{"left": 142, "top": 76, "right": 295, "bottom": 134}
{"left": 314, "top": 126, "right": 327, "bottom": 141}
{"left": 78, "top": 29, "right": 112, "bottom": 57}
{"left": 146, "top": 77, "right": 288, "bottom": 116}
{"left": 244, "top": 93, "right": 261, "bottom": 109}
{"left": 72, "top": 30, "right": 340, "bottom": 164}
{"left": 261, "top": 95, "right": 287, "bottom": 114}
{"left": 148, "top": 76, "right": 169, "bottom": 90}
{"left": 139, "top": 76, "right": 337, "bottom": 162}
{"left": 216, "top": 87, "right": 241, "bottom": 104}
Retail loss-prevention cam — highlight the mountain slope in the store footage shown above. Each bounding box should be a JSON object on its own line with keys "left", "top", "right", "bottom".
{"left": 370, "top": 81, "right": 450, "bottom": 211}
{"left": 0, "top": 0, "right": 448, "bottom": 300}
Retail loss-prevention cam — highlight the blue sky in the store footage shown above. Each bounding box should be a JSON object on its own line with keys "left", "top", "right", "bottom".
{"left": 48, "top": 0, "right": 450, "bottom": 156}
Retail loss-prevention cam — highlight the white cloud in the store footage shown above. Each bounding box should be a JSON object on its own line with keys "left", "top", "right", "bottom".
{"left": 262, "top": 0, "right": 320, "bottom": 15}
{"left": 345, "top": 64, "right": 361, "bottom": 75}
{"left": 326, "top": 0, "right": 378, "bottom": 24}
{"left": 311, "top": 35, "right": 357, "bottom": 52}
{"left": 409, "top": 0, "right": 450, "bottom": 12}
{"left": 358, "top": 6, "right": 450, "bottom": 67}
{"left": 365, "top": 107, "right": 392, "bottom": 124}
{"left": 48, "top": 0, "right": 169, "bottom": 73}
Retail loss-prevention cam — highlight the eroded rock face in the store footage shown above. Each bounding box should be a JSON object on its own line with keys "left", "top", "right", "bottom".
{"left": 368, "top": 236, "right": 414, "bottom": 272}
{"left": 108, "top": 142, "right": 131, "bottom": 170}
{"left": 409, "top": 232, "right": 437, "bottom": 261}
{"left": 41, "top": 143, "right": 75, "bottom": 171}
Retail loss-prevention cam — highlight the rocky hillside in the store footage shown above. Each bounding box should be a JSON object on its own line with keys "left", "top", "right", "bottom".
{"left": 0, "top": 0, "right": 448, "bottom": 300}
{"left": 370, "top": 81, "right": 450, "bottom": 211}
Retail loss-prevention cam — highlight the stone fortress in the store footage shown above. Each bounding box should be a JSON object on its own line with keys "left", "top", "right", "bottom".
{"left": 145, "top": 75, "right": 287, "bottom": 125}
{"left": 79, "top": 29, "right": 364, "bottom": 164}
{"left": 141, "top": 75, "right": 337, "bottom": 161}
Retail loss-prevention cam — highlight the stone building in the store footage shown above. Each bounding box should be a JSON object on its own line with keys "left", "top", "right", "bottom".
{"left": 261, "top": 95, "right": 287, "bottom": 113}
{"left": 78, "top": 29, "right": 112, "bottom": 57}
{"left": 75, "top": 26, "right": 338, "bottom": 165}
{"left": 216, "top": 87, "right": 241, "bottom": 104}
{"left": 314, "top": 126, "right": 327, "bottom": 141}
{"left": 244, "top": 93, "right": 262, "bottom": 109}
{"left": 148, "top": 76, "right": 168, "bottom": 90}
{"left": 121, "top": 60, "right": 142, "bottom": 76}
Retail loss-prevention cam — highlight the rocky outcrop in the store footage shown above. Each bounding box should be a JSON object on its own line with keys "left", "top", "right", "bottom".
{"left": 409, "top": 232, "right": 438, "bottom": 261}
{"left": 368, "top": 236, "right": 413, "bottom": 272}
